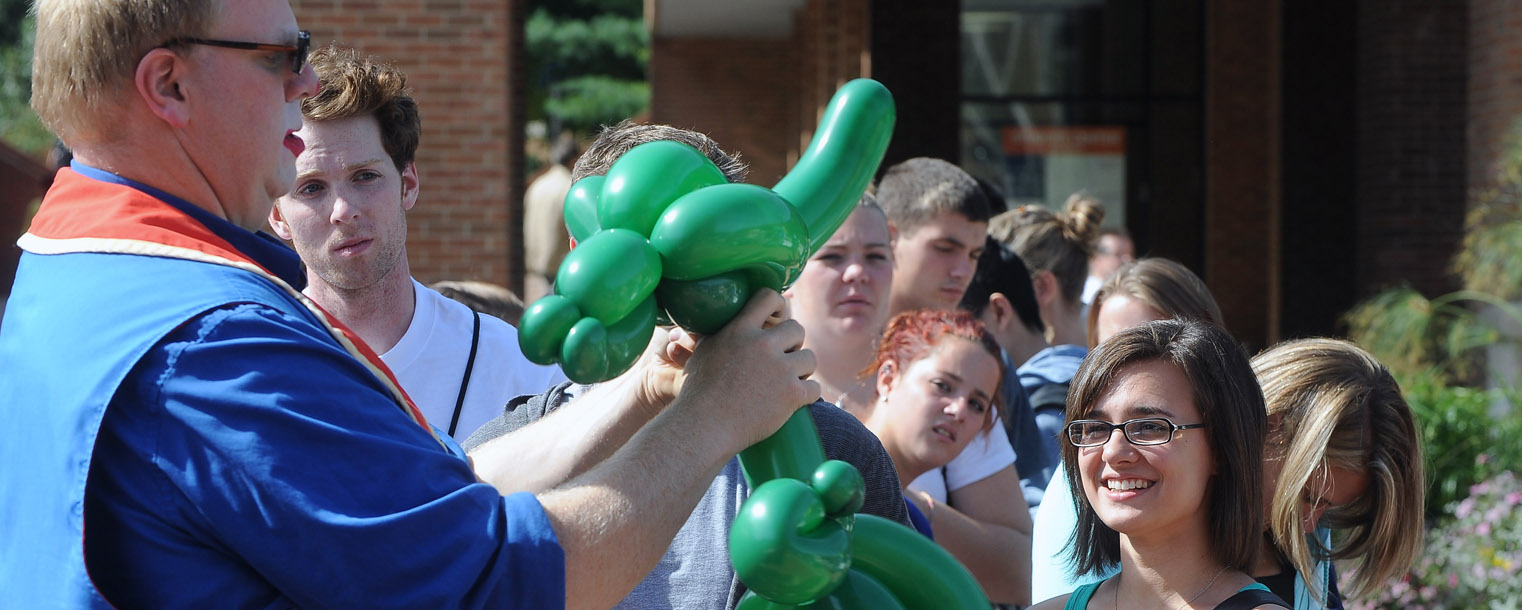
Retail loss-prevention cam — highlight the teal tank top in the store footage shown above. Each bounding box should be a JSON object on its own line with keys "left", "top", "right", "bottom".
{"left": 1062, "top": 579, "right": 1274, "bottom": 609}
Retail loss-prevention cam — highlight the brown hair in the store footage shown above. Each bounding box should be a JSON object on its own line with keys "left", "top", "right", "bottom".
{"left": 874, "top": 157, "right": 993, "bottom": 235}
{"left": 1063, "top": 319, "right": 1266, "bottom": 577}
{"left": 571, "top": 120, "right": 747, "bottom": 184}
{"left": 31, "top": 0, "right": 215, "bottom": 145}
{"left": 988, "top": 192, "right": 1104, "bottom": 305}
{"left": 1251, "top": 338, "right": 1424, "bottom": 601}
{"left": 1086, "top": 258, "right": 1224, "bottom": 348}
{"left": 302, "top": 45, "right": 420, "bottom": 173}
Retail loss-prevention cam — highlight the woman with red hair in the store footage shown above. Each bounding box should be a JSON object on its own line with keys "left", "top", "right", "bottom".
{"left": 854, "top": 308, "right": 1032, "bottom": 603}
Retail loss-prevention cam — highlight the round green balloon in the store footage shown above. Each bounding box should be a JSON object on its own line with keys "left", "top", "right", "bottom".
{"left": 657, "top": 271, "right": 750, "bottom": 336}
{"left": 729, "top": 478, "right": 851, "bottom": 605}
{"left": 554, "top": 228, "right": 662, "bottom": 325}
{"left": 600, "top": 294, "right": 658, "bottom": 375}
{"left": 599, "top": 140, "right": 727, "bottom": 236}
{"left": 563, "top": 175, "right": 605, "bottom": 243}
{"left": 735, "top": 569, "right": 907, "bottom": 610}
{"left": 517, "top": 295, "right": 581, "bottom": 365}
{"left": 811, "top": 460, "right": 865, "bottom": 518}
{"left": 560, "top": 317, "right": 610, "bottom": 382}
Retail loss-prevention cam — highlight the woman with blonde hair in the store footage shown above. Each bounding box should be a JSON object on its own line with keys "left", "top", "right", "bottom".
{"left": 988, "top": 193, "right": 1106, "bottom": 476}
{"left": 988, "top": 193, "right": 1105, "bottom": 350}
{"left": 1248, "top": 338, "right": 1424, "bottom": 608}
{"left": 1086, "top": 258, "right": 1224, "bottom": 350}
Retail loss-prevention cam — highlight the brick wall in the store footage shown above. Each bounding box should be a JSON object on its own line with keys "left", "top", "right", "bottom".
{"left": 870, "top": 0, "right": 959, "bottom": 166}
{"left": 291, "top": 0, "right": 523, "bottom": 291}
{"left": 649, "top": 0, "right": 871, "bottom": 185}
{"left": 1203, "top": 0, "right": 1282, "bottom": 351}
{"left": 1355, "top": 0, "right": 1468, "bottom": 298}
{"left": 1469, "top": 0, "right": 1522, "bottom": 193}
{"left": 650, "top": 38, "right": 797, "bottom": 184}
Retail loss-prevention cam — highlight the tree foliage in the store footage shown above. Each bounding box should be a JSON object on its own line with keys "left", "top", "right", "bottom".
{"left": 0, "top": 13, "right": 52, "bottom": 157}
{"left": 525, "top": 0, "right": 648, "bottom": 136}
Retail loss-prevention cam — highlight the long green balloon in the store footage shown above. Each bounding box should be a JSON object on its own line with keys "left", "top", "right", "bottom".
{"left": 773, "top": 79, "right": 896, "bottom": 253}
{"left": 849, "top": 515, "right": 989, "bottom": 610}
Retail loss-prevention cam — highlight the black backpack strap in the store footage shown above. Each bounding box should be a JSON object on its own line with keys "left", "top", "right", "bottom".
{"left": 1028, "top": 381, "right": 1070, "bottom": 411}
{"left": 447, "top": 311, "right": 483, "bottom": 438}
{"left": 1213, "top": 588, "right": 1290, "bottom": 610}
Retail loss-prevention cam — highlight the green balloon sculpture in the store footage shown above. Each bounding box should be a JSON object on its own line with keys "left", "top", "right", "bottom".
{"left": 519, "top": 79, "right": 989, "bottom": 609}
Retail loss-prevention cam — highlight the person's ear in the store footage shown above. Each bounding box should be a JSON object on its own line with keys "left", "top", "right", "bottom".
{"left": 135, "top": 48, "right": 191, "bottom": 127}
{"left": 986, "top": 293, "right": 1015, "bottom": 329}
{"left": 874, "top": 360, "right": 898, "bottom": 400}
{"left": 400, "top": 162, "right": 420, "bottom": 211}
{"left": 268, "top": 202, "right": 294, "bottom": 241}
{"left": 1031, "top": 270, "right": 1059, "bottom": 305}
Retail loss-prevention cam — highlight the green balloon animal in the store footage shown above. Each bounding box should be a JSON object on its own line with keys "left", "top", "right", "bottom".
{"left": 518, "top": 79, "right": 989, "bottom": 609}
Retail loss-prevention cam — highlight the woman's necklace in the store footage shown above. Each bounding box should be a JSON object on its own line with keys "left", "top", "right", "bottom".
{"left": 1114, "top": 564, "right": 1231, "bottom": 610}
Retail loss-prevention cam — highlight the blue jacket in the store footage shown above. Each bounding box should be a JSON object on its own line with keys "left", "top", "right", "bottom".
{"left": 0, "top": 167, "right": 563, "bottom": 608}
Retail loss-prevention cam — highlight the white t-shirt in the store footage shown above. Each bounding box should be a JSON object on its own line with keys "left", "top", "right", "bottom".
{"left": 907, "top": 424, "right": 1017, "bottom": 502}
{"left": 1081, "top": 274, "right": 1104, "bottom": 305}
{"left": 382, "top": 279, "right": 566, "bottom": 441}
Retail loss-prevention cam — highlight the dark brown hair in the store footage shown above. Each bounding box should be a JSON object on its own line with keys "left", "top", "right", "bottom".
{"left": 1062, "top": 319, "right": 1267, "bottom": 576}
{"left": 875, "top": 157, "right": 993, "bottom": 235}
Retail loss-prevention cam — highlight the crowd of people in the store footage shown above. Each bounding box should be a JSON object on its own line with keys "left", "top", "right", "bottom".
{"left": 0, "top": 1, "right": 1426, "bottom": 609}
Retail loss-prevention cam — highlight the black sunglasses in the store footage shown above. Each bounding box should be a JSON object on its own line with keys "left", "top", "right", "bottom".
{"left": 165, "top": 30, "right": 311, "bottom": 74}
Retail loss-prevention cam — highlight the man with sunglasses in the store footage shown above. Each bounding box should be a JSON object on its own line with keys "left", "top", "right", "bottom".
{"left": 0, "top": 1, "right": 818, "bottom": 608}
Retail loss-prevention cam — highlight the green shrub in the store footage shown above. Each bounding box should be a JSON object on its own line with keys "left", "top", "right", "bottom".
{"left": 1400, "top": 371, "right": 1522, "bottom": 521}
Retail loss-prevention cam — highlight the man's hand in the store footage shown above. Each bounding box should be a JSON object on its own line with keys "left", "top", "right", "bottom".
{"left": 671, "top": 289, "right": 819, "bottom": 450}
{"left": 630, "top": 325, "right": 697, "bottom": 415}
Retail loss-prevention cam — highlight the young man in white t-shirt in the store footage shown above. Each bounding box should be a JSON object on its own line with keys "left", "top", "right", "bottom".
{"left": 270, "top": 46, "right": 563, "bottom": 441}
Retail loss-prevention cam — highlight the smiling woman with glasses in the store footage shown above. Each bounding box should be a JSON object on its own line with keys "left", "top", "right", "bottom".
{"left": 1030, "top": 319, "right": 1288, "bottom": 610}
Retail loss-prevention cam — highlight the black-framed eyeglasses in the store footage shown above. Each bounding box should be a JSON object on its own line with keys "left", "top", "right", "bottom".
{"left": 1066, "top": 417, "right": 1206, "bottom": 447}
{"left": 165, "top": 30, "right": 311, "bottom": 74}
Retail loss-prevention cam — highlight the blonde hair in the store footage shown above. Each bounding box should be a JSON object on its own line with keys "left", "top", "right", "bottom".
{"left": 1251, "top": 338, "right": 1424, "bottom": 601}
{"left": 1086, "top": 258, "right": 1224, "bottom": 349}
{"left": 988, "top": 192, "right": 1104, "bottom": 305}
{"left": 31, "top": 0, "right": 214, "bottom": 145}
